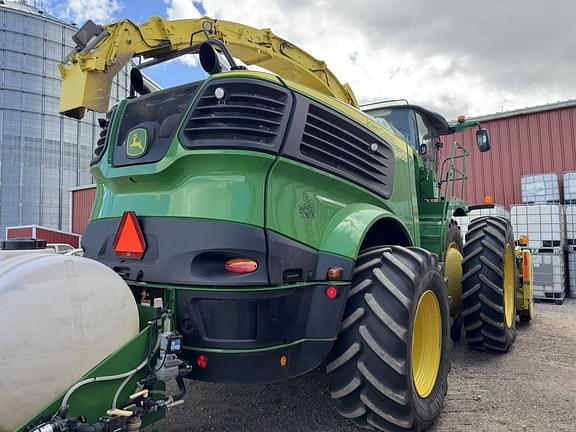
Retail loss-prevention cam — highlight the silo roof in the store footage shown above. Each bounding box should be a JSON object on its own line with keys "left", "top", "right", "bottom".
{"left": 0, "top": 0, "right": 71, "bottom": 26}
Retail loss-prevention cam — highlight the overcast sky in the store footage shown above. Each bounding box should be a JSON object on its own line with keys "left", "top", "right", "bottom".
{"left": 51, "top": 0, "right": 576, "bottom": 119}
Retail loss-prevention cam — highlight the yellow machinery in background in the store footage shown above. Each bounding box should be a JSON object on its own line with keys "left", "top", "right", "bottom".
{"left": 516, "top": 235, "right": 535, "bottom": 322}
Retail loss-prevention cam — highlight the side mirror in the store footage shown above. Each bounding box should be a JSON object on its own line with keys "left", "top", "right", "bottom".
{"left": 420, "top": 143, "right": 428, "bottom": 155}
{"left": 476, "top": 128, "right": 490, "bottom": 152}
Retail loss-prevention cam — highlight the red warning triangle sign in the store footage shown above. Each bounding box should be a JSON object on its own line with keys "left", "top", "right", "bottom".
{"left": 113, "top": 211, "right": 147, "bottom": 259}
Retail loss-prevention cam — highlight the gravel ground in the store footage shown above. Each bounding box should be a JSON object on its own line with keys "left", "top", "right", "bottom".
{"left": 150, "top": 299, "right": 576, "bottom": 432}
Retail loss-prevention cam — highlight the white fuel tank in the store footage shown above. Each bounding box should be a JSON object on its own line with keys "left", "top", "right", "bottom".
{"left": 0, "top": 253, "right": 139, "bottom": 431}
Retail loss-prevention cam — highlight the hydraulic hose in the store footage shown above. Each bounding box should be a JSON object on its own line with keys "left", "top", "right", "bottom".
{"left": 60, "top": 325, "right": 161, "bottom": 410}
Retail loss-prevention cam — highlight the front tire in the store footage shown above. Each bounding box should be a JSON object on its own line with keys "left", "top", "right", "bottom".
{"left": 327, "top": 246, "right": 450, "bottom": 431}
{"left": 462, "top": 216, "right": 518, "bottom": 352}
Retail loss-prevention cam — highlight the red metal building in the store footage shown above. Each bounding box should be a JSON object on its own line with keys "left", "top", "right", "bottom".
{"left": 441, "top": 100, "right": 576, "bottom": 208}
{"left": 6, "top": 225, "right": 81, "bottom": 247}
{"left": 70, "top": 185, "right": 97, "bottom": 235}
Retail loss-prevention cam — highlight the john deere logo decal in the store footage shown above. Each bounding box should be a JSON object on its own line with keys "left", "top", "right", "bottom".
{"left": 126, "top": 128, "right": 147, "bottom": 158}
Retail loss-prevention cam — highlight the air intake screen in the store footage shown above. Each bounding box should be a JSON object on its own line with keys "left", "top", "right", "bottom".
{"left": 181, "top": 80, "right": 291, "bottom": 152}
{"left": 299, "top": 103, "right": 395, "bottom": 197}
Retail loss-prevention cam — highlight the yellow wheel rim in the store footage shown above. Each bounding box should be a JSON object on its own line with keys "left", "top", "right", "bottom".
{"left": 444, "top": 242, "right": 463, "bottom": 316}
{"left": 411, "top": 290, "right": 442, "bottom": 399}
{"left": 503, "top": 244, "right": 515, "bottom": 328}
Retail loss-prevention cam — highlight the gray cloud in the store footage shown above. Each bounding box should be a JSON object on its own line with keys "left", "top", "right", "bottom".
{"left": 234, "top": 0, "right": 576, "bottom": 115}
{"left": 342, "top": 0, "right": 576, "bottom": 97}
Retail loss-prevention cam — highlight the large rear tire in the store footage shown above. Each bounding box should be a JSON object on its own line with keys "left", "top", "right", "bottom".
{"left": 462, "top": 216, "right": 518, "bottom": 352}
{"left": 327, "top": 246, "right": 450, "bottom": 431}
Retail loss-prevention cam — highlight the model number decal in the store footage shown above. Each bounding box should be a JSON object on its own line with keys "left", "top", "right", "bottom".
{"left": 299, "top": 193, "right": 316, "bottom": 218}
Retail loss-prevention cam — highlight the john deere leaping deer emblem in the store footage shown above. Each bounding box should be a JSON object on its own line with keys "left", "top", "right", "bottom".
{"left": 126, "top": 128, "right": 148, "bottom": 158}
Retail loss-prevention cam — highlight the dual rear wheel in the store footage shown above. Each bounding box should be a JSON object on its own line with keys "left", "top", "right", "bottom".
{"left": 328, "top": 216, "right": 518, "bottom": 431}
{"left": 461, "top": 216, "right": 518, "bottom": 351}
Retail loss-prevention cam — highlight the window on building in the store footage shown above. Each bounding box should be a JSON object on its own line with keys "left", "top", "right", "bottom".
{"left": 46, "top": 22, "right": 62, "bottom": 42}
{"left": 23, "top": 92, "right": 43, "bottom": 112}
{"left": 45, "top": 41, "right": 62, "bottom": 60}
{"left": 44, "top": 77, "right": 61, "bottom": 97}
{"left": 4, "top": 90, "right": 23, "bottom": 109}
{"left": 6, "top": 13, "right": 24, "bottom": 32}
{"left": 44, "top": 96, "right": 60, "bottom": 115}
{"left": 24, "top": 17, "right": 44, "bottom": 37}
{"left": 45, "top": 60, "right": 60, "bottom": 78}
{"left": 5, "top": 32, "right": 24, "bottom": 51}
{"left": 4, "top": 70, "right": 23, "bottom": 90}
{"left": 23, "top": 74, "right": 43, "bottom": 93}
{"left": 3, "top": 50, "right": 23, "bottom": 70}
{"left": 24, "top": 55, "right": 44, "bottom": 75}
{"left": 24, "top": 35, "right": 43, "bottom": 56}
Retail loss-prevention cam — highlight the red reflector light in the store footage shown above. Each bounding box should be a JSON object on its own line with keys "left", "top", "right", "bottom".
{"left": 113, "top": 211, "right": 147, "bottom": 259}
{"left": 197, "top": 354, "right": 208, "bottom": 369}
{"left": 225, "top": 258, "right": 258, "bottom": 273}
{"left": 325, "top": 286, "right": 338, "bottom": 299}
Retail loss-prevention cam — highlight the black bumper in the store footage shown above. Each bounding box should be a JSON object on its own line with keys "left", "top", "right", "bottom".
{"left": 84, "top": 217, "right": 355, "bottom": 383}
{"left": 184, "top": 340, "right": 335, "bottom": 383}
{"left": 176, "top": 282, "right": 349, "bottom": 383}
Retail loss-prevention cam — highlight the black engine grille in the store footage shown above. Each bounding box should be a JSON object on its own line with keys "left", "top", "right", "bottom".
{"left": 181, "top": 79, "right": 292, "bottom": 152}
{"left": 299, "top": 103, "right": 395, "bottom": 198}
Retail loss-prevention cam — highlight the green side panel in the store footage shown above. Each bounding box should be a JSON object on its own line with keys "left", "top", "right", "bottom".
{"left": 17, "top": 326, "right": 164, "bottom": 431}
{"left": 266, "top": 157, "right": 418, "bottom": 259}
{"left": 318, "top": 203, "right": 413, "bottom": 258}
{"left": 419, "top": 198, "right": 467, "bottom": 260}
{"left": 90, "top": 148, "right": 274, "bottom": 226}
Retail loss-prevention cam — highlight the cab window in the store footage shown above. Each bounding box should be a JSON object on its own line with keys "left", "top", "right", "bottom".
{"left": 365, "top": 107, "right": 419, "bottom": 151}
{"left": 415, "top": 112, "right": 433, "bottom": 152}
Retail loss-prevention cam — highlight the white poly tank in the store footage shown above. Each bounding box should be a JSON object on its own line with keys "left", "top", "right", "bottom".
{"left": 0, "top": 253, "right": 139, "bottom": 431}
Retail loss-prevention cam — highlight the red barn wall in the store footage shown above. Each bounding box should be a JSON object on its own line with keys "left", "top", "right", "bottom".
{"left": 5, "top": 227, "right": 33, "bottom": 239}
{"left": 440, "top": 105, "right": 576, "bottom": 208}
{"left": 6, "top": 226, "right": 80, "bottom": 247}
{"left": 35, "top": 227, "right": 80, "bottom": 248}
{"left": 71, "top": 186, "right": 96, "bottom": 235}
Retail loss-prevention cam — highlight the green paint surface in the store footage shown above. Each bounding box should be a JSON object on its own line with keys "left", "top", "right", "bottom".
{"left": 265, "top": 157, "right": 418, "bottom": 258}
{"left": 91, "top": 73, "right": 421, "bottom": 260}
{"left": 92, "top": 149, "right": 274, "bottom": 226}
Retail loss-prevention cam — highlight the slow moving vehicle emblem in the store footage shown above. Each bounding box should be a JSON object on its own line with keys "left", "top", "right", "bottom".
{"left": 126, "top": 128, "right": 147, "bottom": 158}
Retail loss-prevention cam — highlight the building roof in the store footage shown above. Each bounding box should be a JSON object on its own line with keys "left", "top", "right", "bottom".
{"left": 0, "top": 0, "right": 71, "bottom": 26}
{"left": 460, "top": 99, "right": 576, "bottom": 124}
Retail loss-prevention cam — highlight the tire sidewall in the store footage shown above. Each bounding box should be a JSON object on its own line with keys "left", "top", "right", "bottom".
{"left": 409, "top": 269, "right": 451, "bottom": 423}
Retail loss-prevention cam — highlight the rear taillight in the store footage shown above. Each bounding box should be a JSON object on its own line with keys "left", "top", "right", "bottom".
{"left": 224, "top": 258, "right": 258, "bottom": 274}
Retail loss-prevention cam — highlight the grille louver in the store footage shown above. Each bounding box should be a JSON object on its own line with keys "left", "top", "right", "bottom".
{"left": 299, "top": 103, "right": 394, "bottom": 197}
{"left": 182, "top": 81, "right": 291, "bottom": 151}
{"left": 91, "top": 108, "right": 115, "bottom": 166}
